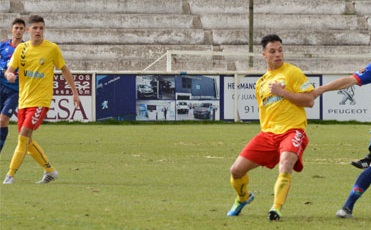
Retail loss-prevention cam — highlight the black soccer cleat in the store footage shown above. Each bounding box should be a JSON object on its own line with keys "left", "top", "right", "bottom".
{"left": 351, "top": 157, "right": 371, "bottom": 169}
{"left": 268, "top": 209, "right": 281, "bottom": 221}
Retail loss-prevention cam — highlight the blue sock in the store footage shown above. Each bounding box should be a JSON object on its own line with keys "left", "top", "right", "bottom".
{"left": 0, "top": 127, "right": 9, "bottom": 152}
{"left": 344, "top": 167, "right": 371, "bottom": 211}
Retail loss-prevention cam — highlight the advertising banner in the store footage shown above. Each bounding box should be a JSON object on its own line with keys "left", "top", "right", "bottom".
{"left": 96, "top": 74, "right": 136, "bottom": 121}
{"left": 223, "top": 75, "right": 321, "bottom": 121}
{"left": 321, "top": 75, "right": 371, "bottom": 121}
{"left": 10, "top": 72, "right": 371, "bottom": 123}
{"left": 223, "top": 75, "right": 259, "bottom": 121}
{"left": 10, "top": 73, "right": 94, "bottom": 122}
{"left": 45, "top": 73, "right": 94, "bottom": 122}
{"left": 135, "top": 74, "right": 220, "bottom": 121}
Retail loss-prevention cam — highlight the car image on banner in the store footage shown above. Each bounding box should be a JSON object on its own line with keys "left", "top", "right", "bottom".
{"left": 176, "top": 101, "right": 189, "bottom": 114}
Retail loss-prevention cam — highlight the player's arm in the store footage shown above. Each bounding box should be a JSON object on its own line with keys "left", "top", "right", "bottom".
{"left": 61, "top": 65, "right": 81, "bottom": 108}
{"left": 313, "top": 76, "right": 357, "bottom": 98}
{"left": 4, "top": 66, "right": 17, "bottom": 83}
{"left": 269, "top": 81, "right": 315, "bottom": 108}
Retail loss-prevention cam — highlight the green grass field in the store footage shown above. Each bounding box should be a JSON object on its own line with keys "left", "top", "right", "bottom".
{"left": 1, "top": 122, "right": 371, "bottom": 229}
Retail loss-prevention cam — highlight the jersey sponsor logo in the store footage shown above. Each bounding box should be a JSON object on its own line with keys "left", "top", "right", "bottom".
{"left": 263, "top": 95, "right": 282, "bottom": 106}
{"left": 31, "top": 107, "right": 43, "bottom": 125}
{"left": 300, "top": 81, "right": 313, "bottom": 91}
{"left": 24, "top": 70, "right": 44, "bottom": 78}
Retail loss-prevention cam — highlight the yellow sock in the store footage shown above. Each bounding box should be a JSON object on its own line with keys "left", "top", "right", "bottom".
{"left": 272, "top": 173, "right": 292, "bottom": 211}
{"left": 230, "top": 174, "right": 250, "bottom": 202}
{"left": 7, "top": 135, "right": 29, "bottom": 176}
{"left": 27, "top": 140, "right": 55, "bottom": 173}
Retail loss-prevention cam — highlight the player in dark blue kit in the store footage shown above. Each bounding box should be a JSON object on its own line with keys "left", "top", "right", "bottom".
{"left": 347, "top": 64, "right": 371, "bottom": 169}
{"left": 0, "top": 18, "right": 25, "bottom": 153}
{"left": 314, "top": 63, "right": 371, "bottom": 218}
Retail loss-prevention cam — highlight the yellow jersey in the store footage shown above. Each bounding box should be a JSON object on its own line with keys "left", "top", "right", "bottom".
{"left": 8, "top": 40, "right": 66, "bottom": 109}
{"left": 256, "top": 63, "right": 314, "bottom": 134}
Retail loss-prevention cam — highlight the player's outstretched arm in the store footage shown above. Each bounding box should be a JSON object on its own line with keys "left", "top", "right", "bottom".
{"left": 61, "top": 65, "right": 81, "bottom": 108}
{"left": 313, "top": 76, "right": 357, "bottom": 98}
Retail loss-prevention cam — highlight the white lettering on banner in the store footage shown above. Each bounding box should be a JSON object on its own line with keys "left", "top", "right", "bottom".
{"left": 54, "top": 74, "right": 91, "bottom": 81}
{"left": 73, "top": 74, "right": 91, "bottom": 81}
{"left": 46, "top": 98, "right": 88, "bottom": 121}
{"left": 53, "top": 73, "right": 92, "bottom": 96}
{"left": 227, "top": 82, "right": 256, "bottom": 89}
{"left": 327, "top": 109, "right": 368, "bottom": 114}
{"left": 232, "top": 94, "right": 256, "bottom": 100}
{"left": 105, "top": 77, "right": 120, "bottom": 85}
{"left": 53, "top": 80, "right": 91, "bottom": 95}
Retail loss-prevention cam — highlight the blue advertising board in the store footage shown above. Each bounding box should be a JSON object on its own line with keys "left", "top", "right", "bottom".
{"left": 96, "top": 74, "right": 136, "bottom": 121}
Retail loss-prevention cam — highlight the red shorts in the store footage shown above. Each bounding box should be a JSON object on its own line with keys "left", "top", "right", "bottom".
{"left": 17, "top": 107, "right": 49, "bottom": 132}
{"left": 240, "top": 129, "right": 309, "bottom": 172}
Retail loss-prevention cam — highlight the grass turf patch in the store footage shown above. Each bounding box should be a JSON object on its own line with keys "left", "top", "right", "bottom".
{"left": 1, "top": 123, "right": 371, "bottom": 229}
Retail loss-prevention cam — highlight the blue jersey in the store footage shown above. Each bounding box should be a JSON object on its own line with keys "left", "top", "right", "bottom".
{"left": 0, "top": 39, "right": 19, "bottom": 91}
{"left": 353, "top": 63, "right": 371, "bottom": 86}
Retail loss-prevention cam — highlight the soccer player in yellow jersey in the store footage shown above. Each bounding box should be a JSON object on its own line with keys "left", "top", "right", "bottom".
{"left": 226, "top": 34, "right": 316, "bottom": 221}
{"left": 2, "top": 15, "right": 80, "bottom": 184}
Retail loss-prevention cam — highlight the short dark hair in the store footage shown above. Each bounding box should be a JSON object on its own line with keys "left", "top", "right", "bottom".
{"left": 261, "top": 34, "right": 282, "bottom": 49}
{"left": 12, "top": 18, "right": 25, "bottom": 27}
{"left": 28, "top": 15, "right": 45, "bottom": 25}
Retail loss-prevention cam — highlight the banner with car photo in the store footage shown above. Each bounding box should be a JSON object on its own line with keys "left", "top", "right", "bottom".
{"left": 136, "top": 74, "right": 220, "bottom": 121}
{"left": 95, "top": 74, "right": 220, "bottom": 121}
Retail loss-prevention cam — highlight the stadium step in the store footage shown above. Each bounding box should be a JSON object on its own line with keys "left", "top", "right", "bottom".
{"left": 189, "top": 0, "right": 346, "bottom": 15}
{"left": 36, "top": 13, "right": 195, "bottom": 29}
{"left": 0, "top": 0, "right": 10, "bottom": 12}
{"left": 21, "top": 0, "right": 183, "bottom": 14}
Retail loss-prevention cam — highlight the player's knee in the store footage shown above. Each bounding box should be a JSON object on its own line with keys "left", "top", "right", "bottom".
{"left": 280, "top": 152, "right": 298, "bottom": 165}
{"left": 0, "top": 115, "right": 10, "bottom": 126}
{"left": 230, "top": 165, "right": 245, "bottom": 179}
